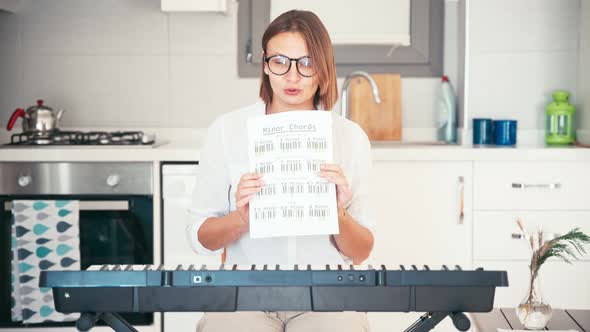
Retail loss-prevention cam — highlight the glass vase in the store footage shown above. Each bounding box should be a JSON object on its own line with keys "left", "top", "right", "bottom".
{"left": 516, "top": 269, "right": 553, "bottom": 329}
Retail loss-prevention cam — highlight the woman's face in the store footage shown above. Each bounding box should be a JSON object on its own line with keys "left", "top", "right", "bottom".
{"left": 264, "top": 32, "right": 319, "bottom": 111}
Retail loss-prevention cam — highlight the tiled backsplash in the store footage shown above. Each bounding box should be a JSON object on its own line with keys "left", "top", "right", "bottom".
{"left": 0, "top": 0, "right": 584, "bottom": 138}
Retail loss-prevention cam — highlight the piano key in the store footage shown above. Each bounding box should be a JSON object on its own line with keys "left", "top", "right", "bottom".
{"left": 455, "top": 265, "right": 462, "bottom": 271}
{"left": 200, "top": 264, "right": 207, "bottom": 271}
{"left": 353, "top": 265, "right": 368, "bottom": 271}
{"left": 367, "top": 264, "right": 374, "bottom": 270}
{"left": 275, "top": 264, "right": 280, "bottom": 270}
{"left": 156, "top": 264, "right": 164, "bottom": 271}
{"left": 143, "top": 265, "right": 153, "bottom": 271}
{"left": 219, "top": 264, "right": 225, "bottom": 270}
{"left": 311, "top": 264, "right": 324, "bottom": 271}
{"left": 206, "top": 265, "right": 219, "bottom": 271}
{"left": 306, "top": 264, "right": 312, "bottom": 270}
{"left": 294, "top": 264, "right": 299, "bottom": 270}
{"left": 235, "top": 264, "right": 250, "bottom": 271}
{"left": 411, "top": 265, "right": 418, "bottom": 270}
{"left": 337, "top": 264, "right": 343, "bottom": 270}
{"left": 423, "top": 265, "right": 430, "bottom": 271}
{"left": 225, "top": 264, "right": 235, "bottom": 271}
{"left": 399, "top": 265, "right": 405, "bottom": 271}
{"left": 325, "top": 264, "right": 331, "bottom": 270}
{"left": 442, "top": 265, "right": 449, "bottom": 271}
{"left": 279, "top": 265, "right": 294, "bottom": 270}
{"left": 188, "top": 264, "right": 195, "bottom": 271}
{"left": 175, "top": 265, "right": 183, "bottom": 271}
{"left": 87, "top": 265, "right": 102, "bottom": 271}
{"left": 328, "top": 264, "right": 339, "bottom": 271}
{"left": 381, "top": 264, "right": 387, "bottom": 271}
{"left": 262, "top": 264, "right": 268, "bottom": 270}
{"left": 124, "top": 265, "right": 133, "bottom": 271}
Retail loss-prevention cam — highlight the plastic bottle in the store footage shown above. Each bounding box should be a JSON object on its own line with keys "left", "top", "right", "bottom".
{"left": 437, "top": 75, "right": 457, "bottom": 143}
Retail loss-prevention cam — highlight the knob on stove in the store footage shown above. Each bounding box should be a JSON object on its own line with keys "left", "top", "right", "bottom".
{"left": 17, "top": 175, "right": 32, "bottom": 187}
{"left": 106, "top": 174, "right": 120, "bottom": 187}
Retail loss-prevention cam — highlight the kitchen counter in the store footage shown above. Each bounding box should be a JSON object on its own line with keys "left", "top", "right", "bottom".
{"left": 1, "top": 139, "right": 590, "bottom": 162}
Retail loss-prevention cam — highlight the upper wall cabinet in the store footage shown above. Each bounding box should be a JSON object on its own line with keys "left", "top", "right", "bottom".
{"left": 161, "top": 0, "right": 229, "bottom": 13}
{"left": 237, "top": 0, "right": 444, "bottom": 77}
{"left": 0, "top": 0, "right": 20, "bottom": 13}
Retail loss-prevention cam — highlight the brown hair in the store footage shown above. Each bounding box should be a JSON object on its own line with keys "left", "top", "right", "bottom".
{"left": 259, "top": 10, "right": 338, "bottom": 110}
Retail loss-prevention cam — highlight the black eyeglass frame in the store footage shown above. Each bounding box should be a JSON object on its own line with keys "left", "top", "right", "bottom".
{"left": 263, "top": 54, "right": 317, "bottom": 77}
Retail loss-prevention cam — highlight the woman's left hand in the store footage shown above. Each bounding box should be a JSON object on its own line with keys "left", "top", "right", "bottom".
{"left": 318, "top": 164, "right": 352, "bottom": 210}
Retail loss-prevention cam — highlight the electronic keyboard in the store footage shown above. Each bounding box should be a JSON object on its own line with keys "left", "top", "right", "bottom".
{"left": 40, "top": 264, "right": 508, "bottom": 332}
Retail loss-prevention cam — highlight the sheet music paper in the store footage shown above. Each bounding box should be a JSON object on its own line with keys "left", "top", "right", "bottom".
{"left": 247, "top": 110, "right": 339, "bottom": 238}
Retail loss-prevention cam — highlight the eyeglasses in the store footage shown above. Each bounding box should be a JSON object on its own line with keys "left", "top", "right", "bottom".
{"left": 264, "top": 54, "right": 317, "bottom": 77}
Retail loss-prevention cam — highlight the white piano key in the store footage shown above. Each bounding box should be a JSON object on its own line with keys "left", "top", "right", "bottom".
{"left": 310, "top": 264, "right": 324, "bottom": 271}
{"left": 340, "top": 264, "right": 350, "bottom": 270}
{"left": 206, "top": 265, "right": 219, "bottom": 271}
{"left": 223, "top": 264, "right": 235, "bottom": 271}
{"left": 353, "top": 265, "right": 368, "bottom": 271}
{"left": 278, "top": 264, "right": 294, "bottom": 270}
{"left": 87, "top": 265, "right": 102, "bottom": 271}
{"left": 236, "top": 264, "right": 251, "bottom": 271}
{"left": 329, "top": 264, "right": 339, "bottom": 271}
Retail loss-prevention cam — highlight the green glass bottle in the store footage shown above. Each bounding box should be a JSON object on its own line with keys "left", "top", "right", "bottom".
{"left": 545, "top": 90, "right": 576, "bottom": 145}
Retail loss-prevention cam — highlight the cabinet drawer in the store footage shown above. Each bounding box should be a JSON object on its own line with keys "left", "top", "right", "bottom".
{"left": 474, "top": 260, "right": 590, "bottom": 309}
{"left": 474, "top": 161, "right": 590, "bottom": 210}
{"left": 473, "top": 211, "right": 590, "bottom": 261}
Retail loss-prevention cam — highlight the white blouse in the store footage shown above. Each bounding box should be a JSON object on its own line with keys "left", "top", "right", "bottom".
{"left": 186, "top": 100, "right": 374, "bottom": 265}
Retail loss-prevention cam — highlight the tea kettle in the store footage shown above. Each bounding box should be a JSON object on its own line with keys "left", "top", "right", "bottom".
{"left": 7, "top": 99, "right": 65, "bottom": 133}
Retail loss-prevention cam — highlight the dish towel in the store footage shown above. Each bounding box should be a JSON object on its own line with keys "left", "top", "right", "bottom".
{"left": 11, "top": 200, "right": 81, "bottom": 323}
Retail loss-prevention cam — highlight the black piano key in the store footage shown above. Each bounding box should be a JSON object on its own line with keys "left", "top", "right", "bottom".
{"left": 124, "top": 265, "right": 133, "bottom": 271}
{"left": 188, "top": 264, "right": 195, "bottom": 271}
{"left": 455, "top": 265, "right": 462, "bottom": 271}
{"left": 100, "top": 265, "right": 109, "bottom": 271}
{"left": 307, "top": 264, "right": 311, "bottom": 270}
{"left": 350, "top": 265, "right": 354, "bottom": 270}
{"left": 275, "top": 264, "right": 280, "bottom": 270}
{"left": 294, "top": 264, "right": 299, "bottom": 271}
{"left": 263, "top": 264, "right": 268, "bottom": 270}
{"left": 143, "top": 265, "right": 151, "bottom": 271}
{"left": 176, "top": 265, "right": 182, "bottom": 271}
{"left": 156, "top": 264, "right": 164, "bottom": 271}
{"left": 338, "top": 265, "right": 343, "bottom": 270}
{"left": 442, "top": 265, "right": 449, "bottom": 271}
{"left": 326, "top": 264, "right": 330, "bottom": 270}
{"left": 400, "top": 265, "right": 405, "bottom": 271}
{"left": 423, "top": 265, "right": 430, "bottom": 271}
{"left": 251, "top": 264, "right": 256, "bottom": 271}
{"left": 411, "top": 265, "right": 418, "bottom": 270}
{"left": 381, "top": 264, "right": 387, "bottom": 271}
{"left": 200, "top": 264, "right": 206, "bottom": 271}
{"left": 112, "top": 265, "right": 121, "bottom": 271}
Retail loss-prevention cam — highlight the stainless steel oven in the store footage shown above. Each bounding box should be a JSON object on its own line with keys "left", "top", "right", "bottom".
{"left": 0, "top": 162, "right": 155, "bottom": 329}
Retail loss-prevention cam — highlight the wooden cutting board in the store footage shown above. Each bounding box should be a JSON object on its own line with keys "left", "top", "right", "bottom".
{"left": 349, "top": 73, "right": 402, "bottom": 141}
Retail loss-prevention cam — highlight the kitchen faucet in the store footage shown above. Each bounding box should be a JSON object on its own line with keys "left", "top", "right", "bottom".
{"left": 340, "top": 71, "right": 381, "bottom": 119}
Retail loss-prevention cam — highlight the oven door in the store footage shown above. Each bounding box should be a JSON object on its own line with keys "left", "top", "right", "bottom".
{"left": 0, "top": 194, "right": 154, "bottom": 328}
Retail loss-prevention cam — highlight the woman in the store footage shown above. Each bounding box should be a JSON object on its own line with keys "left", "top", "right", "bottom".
{"left": 187, "top": 9, "right": 374, "bottom": 332}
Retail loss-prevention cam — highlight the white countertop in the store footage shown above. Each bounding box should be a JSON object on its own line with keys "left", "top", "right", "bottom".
{"left": 1, "top": 139, "right": 590, "bottom": 162}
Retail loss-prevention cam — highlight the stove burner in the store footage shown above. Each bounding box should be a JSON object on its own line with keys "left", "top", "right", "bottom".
{"left": 7, "top": 130, "right": 155, "bottom": 146}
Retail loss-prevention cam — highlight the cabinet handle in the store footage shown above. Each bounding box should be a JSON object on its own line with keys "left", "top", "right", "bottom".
{"left": 458, "top": 176, "right": 464, "bottom": 225}
{"left": 511, "top": 182, "right": 562, "bottom": 189}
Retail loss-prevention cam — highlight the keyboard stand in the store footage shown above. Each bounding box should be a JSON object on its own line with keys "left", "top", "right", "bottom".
{"left": 76, "top": 312, "right": 137, "bottom": 332}
{"left": 404, "top": 311, "right": 471, "bottom": 332}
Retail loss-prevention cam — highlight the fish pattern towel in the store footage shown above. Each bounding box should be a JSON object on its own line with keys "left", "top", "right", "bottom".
{"left": 11, "top": 200, "right": 81, "bottom": 323}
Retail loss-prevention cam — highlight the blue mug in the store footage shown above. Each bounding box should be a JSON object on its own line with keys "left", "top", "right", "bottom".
{"left": 473, "top": 118, "right": 494, "bottom": 145}
{"left": 493, "top": 120, "right": 517, "bottom": 146}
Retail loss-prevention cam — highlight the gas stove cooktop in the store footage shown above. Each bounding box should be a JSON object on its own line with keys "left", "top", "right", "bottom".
{"left": 3, "top": 130, "right": 159, "bottom": 147}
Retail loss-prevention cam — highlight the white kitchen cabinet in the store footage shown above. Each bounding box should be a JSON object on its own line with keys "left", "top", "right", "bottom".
{"left": 367, "top": 161, "right": 473, "bottom": 332}
{"left": 368, "top": 161, "right": 473, "bottom": 268}
{"left": 473, "top": 161, "right": 590, "bottom": 310}
{"left": 161, "top": 0, "right": 228, "bottom": 13}
{"left": 161, "top": 163, "right": 220, "bottom": 332}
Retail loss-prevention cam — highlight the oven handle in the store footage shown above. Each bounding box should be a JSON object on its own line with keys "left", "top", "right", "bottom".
{"left": 4, "top": 200, "right": 129, "bottom": 211}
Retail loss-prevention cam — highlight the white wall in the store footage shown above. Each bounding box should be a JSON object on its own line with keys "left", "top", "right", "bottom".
{"left": 467, "top": 0, "right": 580, "bottom": 131}
{"left": 579, "top": 0, "right": 590, "bottom": 143}
{"left": 0, "top": 0, "right": 462, "bottom": 137}
{"left": 0, "top": 0, "right": 582, "bottom": 141}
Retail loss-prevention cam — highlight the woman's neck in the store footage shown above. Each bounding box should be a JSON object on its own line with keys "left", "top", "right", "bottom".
{"left": 266, "top": 99, "right": 315, "bottom": 114}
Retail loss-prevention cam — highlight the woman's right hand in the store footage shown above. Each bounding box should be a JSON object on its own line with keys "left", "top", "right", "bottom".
{"left": 235, "top": 172, "right": 264, "bottom": 227}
